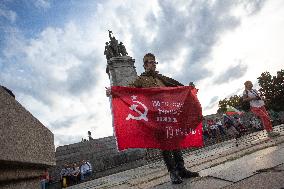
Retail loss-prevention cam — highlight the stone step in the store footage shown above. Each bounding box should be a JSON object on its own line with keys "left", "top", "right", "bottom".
{"left": 67, "top": 125, "right": 284, "bottom": 189}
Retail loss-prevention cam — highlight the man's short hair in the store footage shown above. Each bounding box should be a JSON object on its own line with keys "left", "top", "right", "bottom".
{"left": 143, "top": 53, "right": 155, "bottom": 63}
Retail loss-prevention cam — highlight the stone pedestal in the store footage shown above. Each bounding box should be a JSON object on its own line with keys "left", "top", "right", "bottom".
{"left": 0, "top": 87, "right": 55, "bottom": 189}
{"left": 106, "top": 56, "right": 154, "bottom": 163}
{"left": 106, "top": 56, "right": 137, "bottom": 86}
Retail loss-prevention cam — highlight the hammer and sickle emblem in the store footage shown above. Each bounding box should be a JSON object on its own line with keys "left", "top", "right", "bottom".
{"left": 126, "top": 95, "right": 148, "bottom": 121}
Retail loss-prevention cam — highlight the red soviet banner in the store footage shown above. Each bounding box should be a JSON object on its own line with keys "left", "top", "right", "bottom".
{"left": 111, "top": 86, "right": 203, "bottom": 151}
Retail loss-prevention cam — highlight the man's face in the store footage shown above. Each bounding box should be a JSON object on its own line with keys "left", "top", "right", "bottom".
{"left": 144, "top": 57, "right": 157, "bottom": 72}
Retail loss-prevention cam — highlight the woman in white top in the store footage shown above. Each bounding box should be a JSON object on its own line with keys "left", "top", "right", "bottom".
{"left": 243, "top": 81, "right": 279, "bottom": 137}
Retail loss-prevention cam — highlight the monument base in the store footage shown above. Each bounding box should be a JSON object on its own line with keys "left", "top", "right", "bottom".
{"left": 106, "top": 56, "right": 137, "bottom": 86}
{"left": 0, "top": 87, "right": 55, "bottom": 189}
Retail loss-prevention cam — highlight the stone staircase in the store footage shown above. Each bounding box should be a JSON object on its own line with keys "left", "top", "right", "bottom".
{"left": 66, "top": 125, "right": 284, "bottom": 189}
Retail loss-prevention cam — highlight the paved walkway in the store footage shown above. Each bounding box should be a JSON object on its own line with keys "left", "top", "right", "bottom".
{"left": 68, "top": 125, "right": 284, "bottom": 189}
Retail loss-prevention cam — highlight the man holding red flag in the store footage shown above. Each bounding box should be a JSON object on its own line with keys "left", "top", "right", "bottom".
{"left": 106, "top": 53, "right": 201, "bottom": 184}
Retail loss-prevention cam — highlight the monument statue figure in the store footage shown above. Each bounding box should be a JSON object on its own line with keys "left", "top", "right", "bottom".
{"left": 118, "top": 42, "right": 128, "bottom": 56}
{"left": 104, "top": 30, "right": 129, "bottom": 60}
{"left": 104, "top": 42, "right": 114, "bottom": 60}
{"left": 108, "top": 30, "right": 119, "bottom": 57}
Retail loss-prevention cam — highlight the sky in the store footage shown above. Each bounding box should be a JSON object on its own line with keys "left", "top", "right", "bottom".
{"left": 1, "top": 0, "right": 284, "bottom": 147}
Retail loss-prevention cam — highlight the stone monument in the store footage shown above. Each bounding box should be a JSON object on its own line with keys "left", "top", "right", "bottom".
{"left": 0, "top": 86, "right": 55, "bottom": 189}
{"left": 48, "top": 32, "right": 146, "bottom": 184}
{"left": 105, "top": 31, "right": 159, "bottom": 163}
{"left": 105, "top": 30, "right": 137, "bottom": 86}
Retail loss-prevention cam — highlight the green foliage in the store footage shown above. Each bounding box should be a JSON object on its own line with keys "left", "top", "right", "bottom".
{"left": 217, "top": 99, "right": 228, "bottom": 114}
{"left": 217, "top": 69, "right": 284, "bottom": 113}
{"left": 258, "top": 69, "right": 284, "bottom": 111}
{"left": 217, "top": 95, "right": 242, "bottom": 114}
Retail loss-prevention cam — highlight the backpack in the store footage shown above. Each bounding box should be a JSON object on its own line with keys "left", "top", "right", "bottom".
{"left": 240, "top": 90, "right": 250, "bottom": 112}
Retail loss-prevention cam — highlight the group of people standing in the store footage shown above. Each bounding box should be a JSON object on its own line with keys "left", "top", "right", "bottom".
{"left": 60, "top": 160, "right": 92, "bottom": 188}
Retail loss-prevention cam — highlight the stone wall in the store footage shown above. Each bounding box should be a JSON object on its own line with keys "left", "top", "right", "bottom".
{"left": 0, "top": 86, "right": 55, "bottom": 189}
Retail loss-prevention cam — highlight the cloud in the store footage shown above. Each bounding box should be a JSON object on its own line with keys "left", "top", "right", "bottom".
{"left": 50, "top": 116, "right": 78, "bottom": 130}
{"left": 54, "top": 134, "right": 82, "bottom": 147}
{"left": 123, "top": 1, "right": 266, "bottom": 84}
{"left": 100, "top": 0, "right": 267, "bottom": 83}
{"left": 0, "top": 3, "right": 18, "bottom": 41}
{"left": 0, "top": 6, "right": 17, "bottom": 23}
{"left": 214, "top": 63, "right": 248, "bottom": 84}
{"left": 204, "top": 96, "right": 219, "bottom": 110}
{"left": 242, "top": 0, "right": 266, "bottom": 15}
{"left": 66, "top": 55, "right": 99, "bottom": 95}
{"left": 0, "top": 0, "right": 276, "bottom": 146}
{"left": 29, "top": 0, "right": 51, "bottom": 9}
{"left": 0, "top": 20, "right": 111, "bottom": 144}
{"left": 2, "top": 23, "right": 102, "bottom": 101}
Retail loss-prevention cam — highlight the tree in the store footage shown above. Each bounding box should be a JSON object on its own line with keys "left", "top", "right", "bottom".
{"left": 258, "top": 69, "right": 284, "bottom": 111}
{"left": 217, "top": 95, "right": 242, "bottom": 113}
{"left": 258, "top": 71, "right": 273, "bottom": 108}
{"left": 217, "top": 98, "right": 228, "bottom": 114}
{"left": 274, "top": 70, "right": 284, "bottom": 111}
{"left": 217, "top": 69, "right": 284, "bottom": 114}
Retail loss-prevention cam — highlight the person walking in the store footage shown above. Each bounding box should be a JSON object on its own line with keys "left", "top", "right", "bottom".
{"left": 106, "top": 53, "right": 199, "bottom": 184}
{"left": 243, "top": 81, "right": 279, "bottom": 137}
